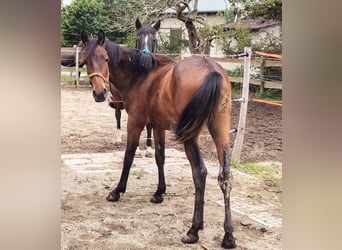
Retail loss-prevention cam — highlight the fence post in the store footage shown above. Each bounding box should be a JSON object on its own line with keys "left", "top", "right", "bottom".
{"left": 75, "top": 45, "right": 80, "bottom": 86}
{"left": 260, "top": 56, "right": 265, "bottom": 95}
{"left": 231, "top": 47, "right": 251, "bottom": 163}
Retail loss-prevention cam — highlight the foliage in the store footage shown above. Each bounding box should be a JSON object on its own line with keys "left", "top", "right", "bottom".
{"left": 228, "top": 0, "right": 282, "bottom": 21}
{"left": 123, "top": 32, "right": 137, "bottom": 48}
{"left": 219, "top": 25, "right": 252, "bottom": 55}
{"left": 157, "top": 33, "right": 188, "bottom": 56}
{"left": 226, "top": 66, "right": 243, "bottom": 77}
{"left": 256, "top": 88, "right": 282, "bottom": 101}
{"left": 61, "top": 0, "right": 282, "bottom": 56}
{"left": 61, "top": 0, "right": 110, "bottom": 47}
{"left": 252, "top": 30, "right": 282, "bottom": 53}
{"left": 244, "top": 0, "right": 282, "bottom": 21}
{"left": 224, "top": 7, "right": 236, "bottom": 23}
{"left": 101, "top": 0, "right": 166, "bottom": 34}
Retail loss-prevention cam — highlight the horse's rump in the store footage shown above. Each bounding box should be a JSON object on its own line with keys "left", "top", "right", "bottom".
{"left": 175, "top": 70, "right": 223, "bottom": 143}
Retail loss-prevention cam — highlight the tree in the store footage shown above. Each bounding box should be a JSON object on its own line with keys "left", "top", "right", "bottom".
{"left": 228, "top": 0, "right": 282, "bottom": 21}
{"left": 61, "top": 0, "right": 110, "bottom": 46}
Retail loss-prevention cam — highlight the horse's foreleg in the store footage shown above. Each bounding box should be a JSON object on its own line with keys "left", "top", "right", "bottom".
{"left": 150, "top": 128, "right": 165, "bottom": 203}
{"left": 106, "top": 126, "right": 142, "bottom": 202}
{"left": 181, "top": 140, "right": 207, "bottom": 244}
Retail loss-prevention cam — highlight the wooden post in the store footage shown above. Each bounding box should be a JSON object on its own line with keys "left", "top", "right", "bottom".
{"left": 75, "top": 45, "right": 80, "bottom": 86}
{"left": 231, "top": 47, "right": 251, "bottom": 163}
{"left": 260, "top": 56, "right": 265, "bottom": 95}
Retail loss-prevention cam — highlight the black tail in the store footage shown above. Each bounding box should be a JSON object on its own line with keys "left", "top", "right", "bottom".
{"left": 175, "top": 71, "right": 222, "bottom": 143}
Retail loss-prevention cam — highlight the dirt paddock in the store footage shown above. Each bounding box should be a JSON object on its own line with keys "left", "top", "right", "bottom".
{"left": 61, "top": 85, "right": 282, "bottom": 249}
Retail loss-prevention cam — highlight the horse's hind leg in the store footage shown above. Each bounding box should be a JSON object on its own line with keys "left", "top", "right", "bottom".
{"left": 181, "top": 139, "right": 207, "bottom": 244}
{"left": 115, "top": 107, "right": 121, "bottom": 130}
{"left": 150, "top": 128, "right": 166, "bottom": 203}
{"left": 208, "top": 117, "right": 236, "bottom": 249}
{"left": 145, "top": 124, "right": 153, "bottom": 158}
{"left": 146, "top": 124, "right": 153, "bottom": 147}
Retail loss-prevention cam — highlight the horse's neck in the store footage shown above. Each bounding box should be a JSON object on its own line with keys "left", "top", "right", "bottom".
{"left": 108, "top": 48, "right": 138, "bottom": 94}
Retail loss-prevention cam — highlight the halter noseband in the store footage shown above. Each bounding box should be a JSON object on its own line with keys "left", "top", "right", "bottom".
{"left": 88, "top": 72, "right": 109, "bottom": 84}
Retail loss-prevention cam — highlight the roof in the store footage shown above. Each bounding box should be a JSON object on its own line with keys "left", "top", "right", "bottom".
{"left": 223, "top": 19, "right": 281, "bottom": 31}
{"left": 195, "top": 0, "right": 230, "bottom": 12}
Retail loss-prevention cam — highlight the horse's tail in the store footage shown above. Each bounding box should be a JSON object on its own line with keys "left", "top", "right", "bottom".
{"left": 175, "top": 71, "right": 222, "bottom": 143}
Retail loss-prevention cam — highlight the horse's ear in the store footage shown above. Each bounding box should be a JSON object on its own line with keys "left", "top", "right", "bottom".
{"left": 153, "top": 20, "right": 161, "bottom": 32}
{"left": 81, "top": 30, "right": 89, "bottom": 46}
{"left": 97, "top": 29, "right": 105, "bottom": 45}
{"left": 135, "top": 18, "right": 142, "bottom": 30}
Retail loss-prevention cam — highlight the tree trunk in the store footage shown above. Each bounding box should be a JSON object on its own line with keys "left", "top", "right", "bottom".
{"left": 185, "top": 20, "right": 201, "bottom": 54}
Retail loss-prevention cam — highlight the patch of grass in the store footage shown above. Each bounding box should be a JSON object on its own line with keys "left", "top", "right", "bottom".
{"left": 231, "top": 162, "right": 282, "bottom": 189}
{"left": 256, "top": 88, "right": 282, "bottom": 101}
{"left": 61, "top": 74, "right": 75, "bottom": 82}
{"left": 246, "top": 193, "right": 262, "bottom": 199}
{"left": 131, "top": 169, "right": 144, "bottom": 179}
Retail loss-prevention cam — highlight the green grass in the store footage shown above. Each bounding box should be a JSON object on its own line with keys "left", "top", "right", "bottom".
{"left": 255, "top": 88, "right": 282, "bottom": 101}
{"left": 231, "top": 162, "right": 282, "bottom": 190}
{"left": 131, "top": 169, "right": 144, "bottom": 179}
{"left": 61, "top": 74, "right": 74, "bottom": 82}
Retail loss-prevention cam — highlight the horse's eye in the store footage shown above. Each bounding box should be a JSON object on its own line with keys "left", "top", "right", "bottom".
{"left": 105, "top": 57, "right": 109, "bottom": 63}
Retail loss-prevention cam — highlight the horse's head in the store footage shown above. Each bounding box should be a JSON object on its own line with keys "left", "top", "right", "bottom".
{"left": 135, "top": 18, "right": 160, "bottom": 54}
{"left": 80, "top": 30, "right": 109, "bottom": 102}
{"left": 135, "top": 18, "right": 160, "bottom": 71}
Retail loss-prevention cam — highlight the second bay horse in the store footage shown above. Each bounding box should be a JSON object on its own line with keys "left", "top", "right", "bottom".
{"left": 108, "top": 18, "right": 160, "bottom": 151}
{"left": 79, "top": 29, "right": 236, "bottom": 249}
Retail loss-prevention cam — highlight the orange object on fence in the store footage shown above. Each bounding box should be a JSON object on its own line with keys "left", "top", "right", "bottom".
{"left": 255, "top": 51, "right": 282, "bottom": 59}
{"left": 251, "top": 98, "right": 282, "bottom": 107}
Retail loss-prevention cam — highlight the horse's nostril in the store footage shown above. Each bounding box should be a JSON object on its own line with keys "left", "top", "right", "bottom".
{"left": 104, "top": 88, "right": 107, "bottom": 93}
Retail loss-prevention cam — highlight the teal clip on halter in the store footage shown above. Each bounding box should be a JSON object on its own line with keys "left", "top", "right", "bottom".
{"left": 142, "top": 48, "right": 151, "bottom": 54}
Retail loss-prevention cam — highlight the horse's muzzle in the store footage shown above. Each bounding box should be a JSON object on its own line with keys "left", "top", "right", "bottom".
{"left": 93, "top": 89, "right": 107, "bottom": 102}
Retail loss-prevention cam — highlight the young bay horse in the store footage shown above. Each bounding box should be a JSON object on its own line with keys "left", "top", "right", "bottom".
{"left": 108, "top": 18, "right": 160, "bottom": 150}
{"left": 79, "top": 29, "right": 236, "bottom": 249}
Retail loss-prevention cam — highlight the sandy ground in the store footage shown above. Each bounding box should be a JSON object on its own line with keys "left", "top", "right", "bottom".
{"left": 61, "top": 86, "right": 282, "bottom": 249}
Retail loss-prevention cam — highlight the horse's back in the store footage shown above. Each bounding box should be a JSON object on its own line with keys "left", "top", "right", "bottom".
{"left": 61, "top": 51, "right": 76, "bottom": 66}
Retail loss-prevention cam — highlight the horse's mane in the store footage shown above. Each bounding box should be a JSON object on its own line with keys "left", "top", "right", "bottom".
{"left": 105, "top": 41, "right": 121, "bottom": 68}
{"left": 85, "top": 38, "right": 174, "bottom": 80}
{"left": 105, "top": 40, "right": 158, "bottom": 76}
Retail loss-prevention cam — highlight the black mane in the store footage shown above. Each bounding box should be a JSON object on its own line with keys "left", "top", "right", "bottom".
{"left": 104, "top": 40, "right": 158, "bottom": 75}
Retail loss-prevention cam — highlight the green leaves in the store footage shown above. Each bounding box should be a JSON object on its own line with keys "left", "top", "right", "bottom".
{"left": 61, "top": 0, "right": 110, "bottom": 46}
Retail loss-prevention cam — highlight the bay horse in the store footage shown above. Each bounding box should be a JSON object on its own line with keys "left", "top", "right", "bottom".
{"left": 108, "top": 18, "right": 160, "bottom": 151}
{"left": 79, "top": 30, "right": 236, "bottom": 249}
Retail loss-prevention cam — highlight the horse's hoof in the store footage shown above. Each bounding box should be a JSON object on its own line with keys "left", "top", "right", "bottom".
{"left": 181, "top": 233, "right": 199, "bottom": 244}
{"left": 106, "top": 192, "right": 120, "bottom": 202}
{"left": 135, "top": 149, "right": 143, "bottom": 158}
{"left": 221, "top": 233, "right": 236, "bottom": 249}
{"left": 145, "top": 147, "right": 153, "bottom": 158}
{"left": 150, "top": 195, "right": 163, "bottom": 203}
